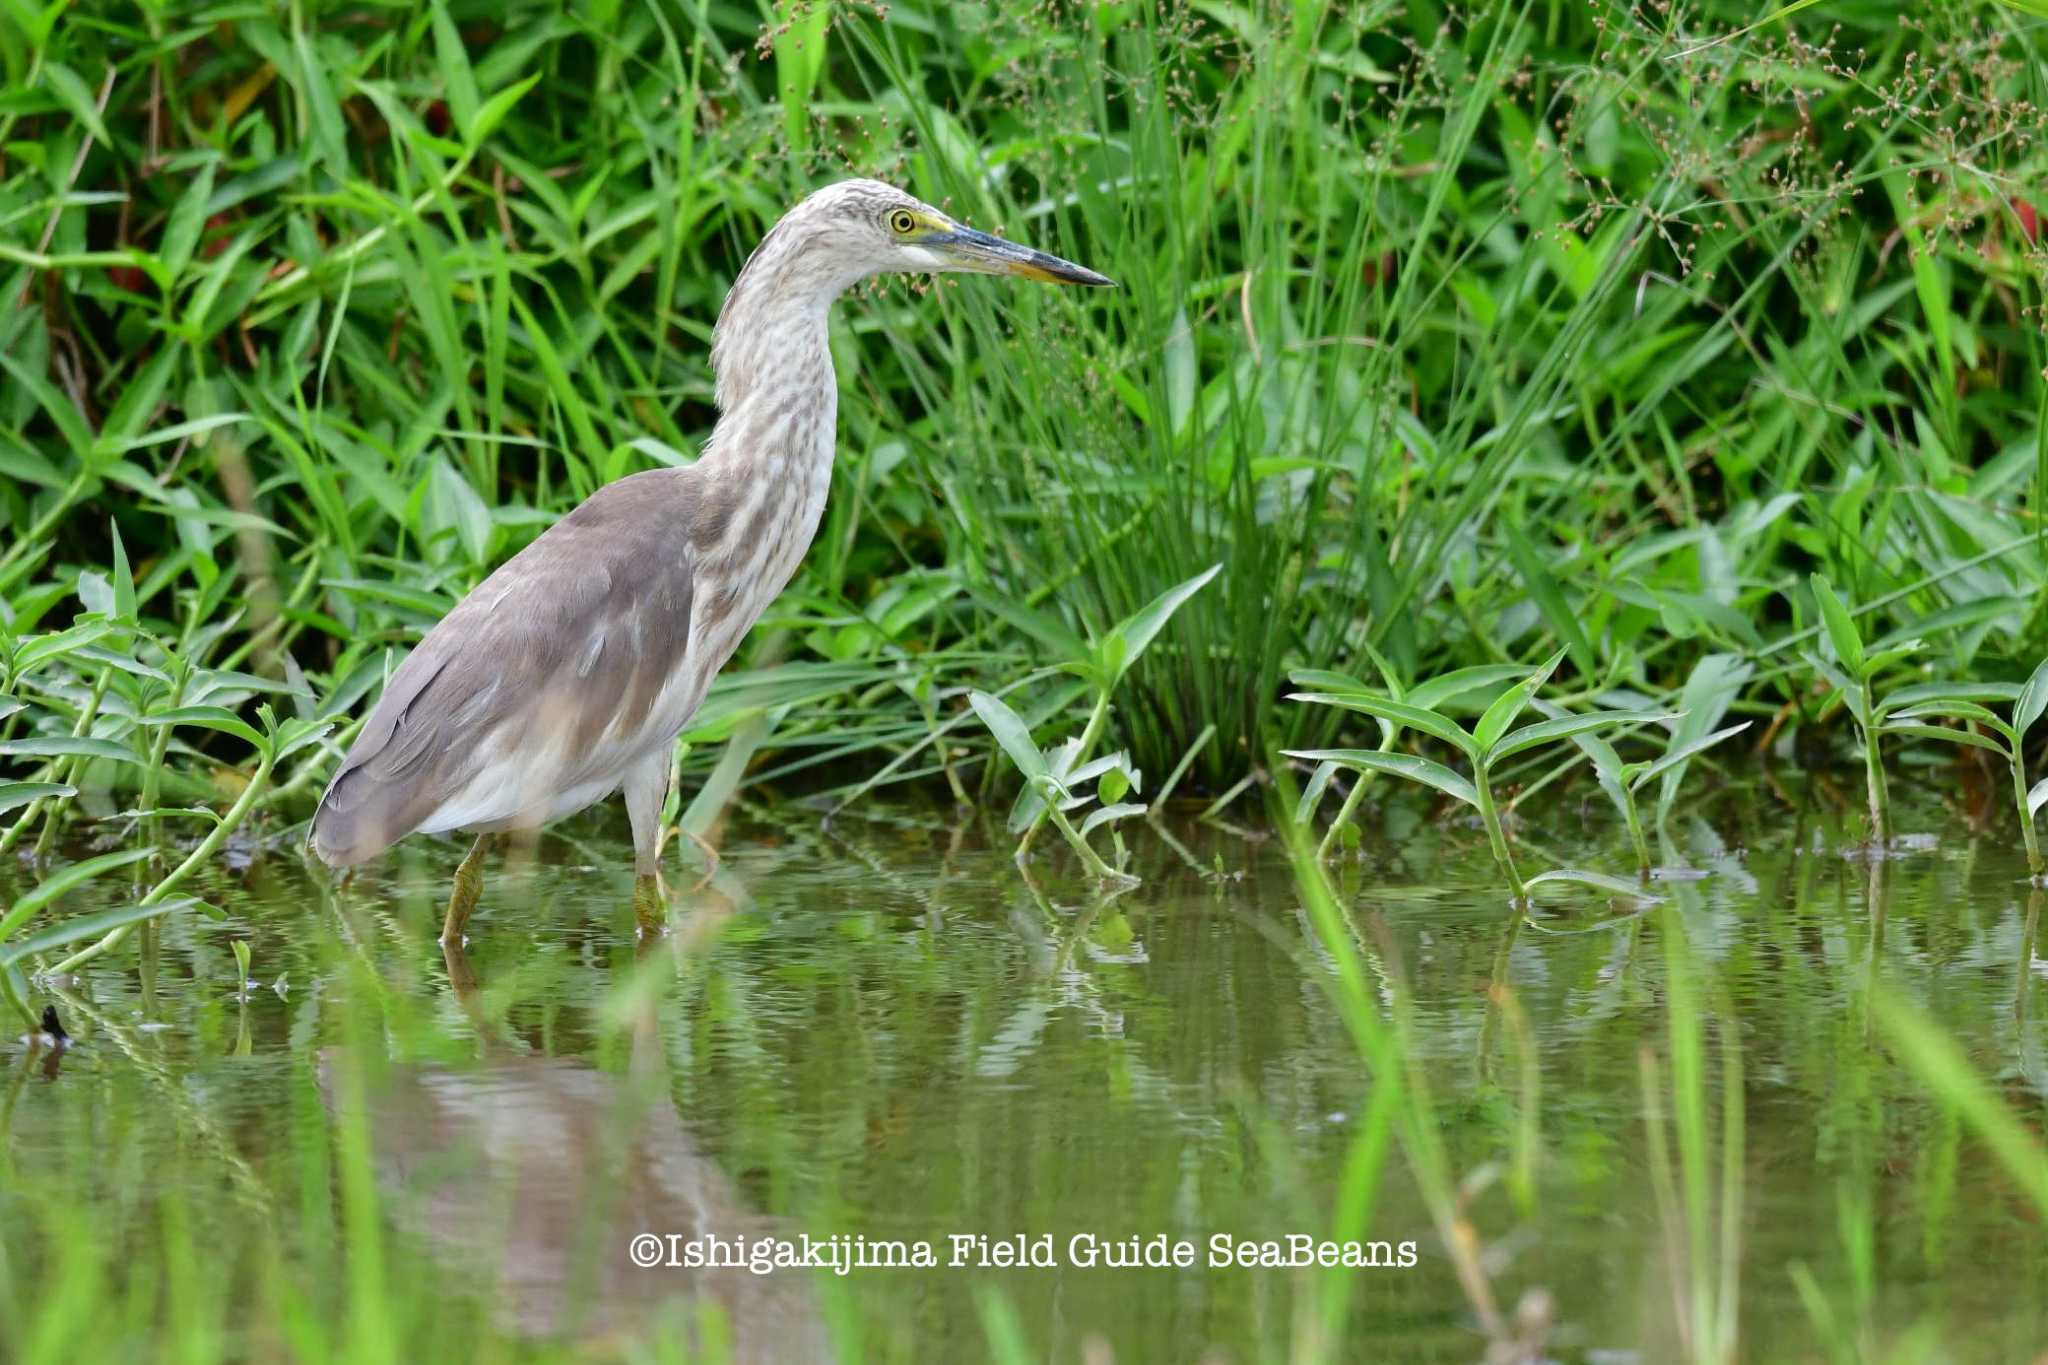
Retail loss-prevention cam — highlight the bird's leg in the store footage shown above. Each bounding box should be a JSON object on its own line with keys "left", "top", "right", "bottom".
{"left": 442, "top": 832, "right": 493, "bottom": 945}
{"left": 623, "top": 751, "right": 672, "bottom": 937}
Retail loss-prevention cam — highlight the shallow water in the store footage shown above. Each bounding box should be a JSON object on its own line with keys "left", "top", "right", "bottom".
{"left": 4, "top": 777, "right": 2046, "bottom": 1363}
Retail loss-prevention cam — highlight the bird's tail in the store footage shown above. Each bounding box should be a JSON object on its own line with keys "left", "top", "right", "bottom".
{"left": 308, "top": 773, "right": 389, "bottom": 867}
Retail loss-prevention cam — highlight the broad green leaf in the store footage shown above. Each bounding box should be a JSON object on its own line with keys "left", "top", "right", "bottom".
{"left": 14, "top": 621, "right": 115, "bottom": 671}
{"left": 2016, "top": 656, "right": 2048, "bottom": 740}
{"left": 1887, "top": 700, "right": 2013, "bottom": 738}
{"left": 1107, "top": 564, "right": 1220, "bottom": 682}
{"left": 1533, "top": 697, "right": 1628, "bottom": 794}
{"left": 0, "top": 899, "right": 205, "bottom": 968}
{"left": 41, "top": 61, "right": 111, "bottom": 146}
{"left": 471, "top": 73, "right": 541, "bottom": 147}
{"left": 1472, "top": 649, "right": 1567, "bottom": 754}
{"left": 1287, "top": 692, "right": 1477, "bottom": 758}
{"left": 159, "top": 161, "right": 218, "bottom": 285}
{"left": 1079, "top": 803, "right": 1146, "bottom": 838}
{"left": 137, "top": 706, "right": 265, "bottom": 749}
{"left": 271, "top": 718, "right": 335, "bottom": 763}
{"left": 115, "top": 414, "right": 257, "bottom": 452}
{"left": 109, "top": 518, "right": 135, "bottom": 622}
{"left": 1803, "top": 652, "right": 1865, "bottom": 726}
{"left": 0, "top": 846, "right": 159, "bottom": 944}
{"left": 1487, "top": 711, "right": 1671, "bottom": 766}
{"left": 0, "top": 782, "right": 75, "bottom": 816}
{"left": 1408, "top": 663, "right": 1529, "bottom": 712}
{"left": 1092, "top": 630, "right": 1128, "bottom": 686}
{"left": 974, "top": 590, "right": 1086, "bottom": 662}
{"left": 0, "top": 737, "right": 143, "bottom": 766}
{"left": 430, "top": 0, "right": 482, "bottom": 141}
{"left": 0, "top": 351, "right": 94, "bottom": 459}
{"left": 1665, "top": 658, "right": 1748, "bottom": 778}
{"left": 77, "top": 571, "right": 114, "bottom": 618}
{"left": 1283, "top": 749, "right": 1479, "bottom": 809}
{"left": 1878, "top": 723, "right": 2011, "bottom": 756}
{"left": 1501, "top": 518, "right": 1597, "bottom": 677}
{"left": 1288, "top": 667, "right": 1373, "bottom": 695}
{"left": 1360, "top": 642, "right": 1406, "bottom": 699}
{"left": 1866, "top": 596, "right": 2024, "bottom": 659}
{"left": 1810, "top": 574, "right": 1865, "bottom": 676}
{"left": 2029, "top": 776, "right": 2048, "bottom": 820}
{"left": 1577, "top": 737, "right": 1631, "bottom": 821}
{"left": 1863, "top": 641, "right": 1922, "bottom": 675}
{"left": 1634, "top": 722, "right": 1752, "bottom": 791}
{"left": 968, "top": 690, "right": 1048, "bottom": 782}
{"left": 1295, "top": 760, "right": 1340, "bottom": 824}
{"left": 1877, "top": 680, "right": 2020, "bottom": 718}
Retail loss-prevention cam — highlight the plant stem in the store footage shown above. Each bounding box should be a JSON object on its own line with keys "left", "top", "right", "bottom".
{"left": 140, "top": 658, "right": 191, "bottom": 854}
{"left": 1622, "top": 787, "right": 1653, "bottom": 878}
{"left": 48, "top": 748, "right": 274, "bottom": 975}
{"left": 1318, "top": 726, "right": 1399, "bottom": 860}
{"left": 1017, "top": 686, "right": 1111, "bottom": 858}
{"left": 1858, "top": 685, "right": 1888, "bottom": 846}
{"left": 1037, "top": 790, "right": 1133, "bottom": 884}
{"left": 1318, "top": 771, "right": 1372, "bottom": 860}
{"left": 2012, "top": 754, "right": 2043, "bottom": 878}
{"left": 1472, "top": 766, "right": 1528, "bottom": 902}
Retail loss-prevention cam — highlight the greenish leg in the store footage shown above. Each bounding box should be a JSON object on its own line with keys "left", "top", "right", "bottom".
{"left": 442, "top": 833, "right": 493, "bottom": 944}
{"left": 632, "top": 874, "right": 664, "bottom": 937}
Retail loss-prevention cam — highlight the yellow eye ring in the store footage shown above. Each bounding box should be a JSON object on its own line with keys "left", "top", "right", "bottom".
{"left": 888, "top": 209, "right": 917, "bottom": 235}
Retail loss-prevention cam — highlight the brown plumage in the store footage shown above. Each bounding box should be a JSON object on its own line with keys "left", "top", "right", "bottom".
{"left": 308, "top": 178, "right": 1112, "bottom": 935}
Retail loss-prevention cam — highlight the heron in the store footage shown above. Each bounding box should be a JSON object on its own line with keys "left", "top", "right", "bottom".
{"left": 309, "top": 179, "right": 1114, "bottom": 942}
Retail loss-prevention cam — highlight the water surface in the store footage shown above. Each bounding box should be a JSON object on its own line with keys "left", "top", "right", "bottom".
{"left": 4, "top": 779, "right": 2045, "bottom": 1362}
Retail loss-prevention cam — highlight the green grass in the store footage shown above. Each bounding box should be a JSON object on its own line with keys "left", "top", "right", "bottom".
{"left": 5, "top": 0, "right": 2047, "bottom": 865}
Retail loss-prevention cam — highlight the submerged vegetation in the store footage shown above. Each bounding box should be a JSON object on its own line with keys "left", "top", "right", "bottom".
{"left": 4, "top": 0, "right": 2048, "bottom": 1359}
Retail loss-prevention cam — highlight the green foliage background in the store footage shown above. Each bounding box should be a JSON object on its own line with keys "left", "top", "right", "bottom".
{"left": 3, "top": 0, "right": 2046, "bottom": 820}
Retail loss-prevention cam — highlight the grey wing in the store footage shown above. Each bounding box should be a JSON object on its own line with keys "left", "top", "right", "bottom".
{"left": 310, "top": 469, "right": 698, "bottom": 865}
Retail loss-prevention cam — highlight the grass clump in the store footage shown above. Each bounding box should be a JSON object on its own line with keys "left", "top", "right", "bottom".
{"left": 1288, "top": 647, "right": 1667, "bottom": 902}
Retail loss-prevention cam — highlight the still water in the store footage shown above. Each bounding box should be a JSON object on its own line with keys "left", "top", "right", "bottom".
{"left": 4, "top": 778, "right": 2045, "bottom": 1362}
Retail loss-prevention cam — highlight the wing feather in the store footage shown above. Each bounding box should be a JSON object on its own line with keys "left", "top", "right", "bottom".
{"left": 311, "top": 469, "right": 698, "bottom": 865}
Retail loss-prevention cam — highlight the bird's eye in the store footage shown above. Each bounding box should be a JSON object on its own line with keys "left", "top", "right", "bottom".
{"left": 888, "top": 209, "right": 918, "bottom": 235}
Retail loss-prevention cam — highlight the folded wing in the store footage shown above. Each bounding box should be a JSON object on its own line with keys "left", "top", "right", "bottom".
{"left": 311, "top": 469, "right": 697, "bottom": 865}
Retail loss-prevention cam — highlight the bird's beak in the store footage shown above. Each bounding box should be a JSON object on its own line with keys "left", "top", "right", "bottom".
{"left": 931, "top": 225, "right": 1116, "bottom": 287}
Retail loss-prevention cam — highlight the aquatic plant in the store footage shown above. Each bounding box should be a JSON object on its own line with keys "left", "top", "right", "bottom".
{"left": 1558, "top": 706, "right": 1752, "bottom": 878}
{"left": 1805, "top": 575, "right": 1921, "bottom": 846}
{"left": 0, "top": 845, "right": 189, "bottom": 1028}
{"left": 1290, "top": 655, "right": 1528, "bottom": 860}
{"left": 967, "top": 689, "right": 1144, "bottom": 885}
{"left": 995, "top": 564, "right": 1219, "bottom": 856}
{"left": 1871, "top": 657, "right": 2048, "bottom": 878}
{"left": 1287, "top": 649, "right": 1667, "bottom": 902}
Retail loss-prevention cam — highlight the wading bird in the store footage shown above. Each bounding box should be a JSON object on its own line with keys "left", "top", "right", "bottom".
{"left": 310, "top": 180, "right": 1113, "bottom": 940}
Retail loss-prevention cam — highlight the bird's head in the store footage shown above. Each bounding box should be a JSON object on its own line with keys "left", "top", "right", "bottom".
{"left": 784, "top": 178, "right": 1116, "bottom": 289}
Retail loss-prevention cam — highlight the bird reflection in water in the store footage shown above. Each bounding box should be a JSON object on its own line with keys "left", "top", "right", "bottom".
{"left": 325, "top": 887, "right": 829, "bottom": 1361}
